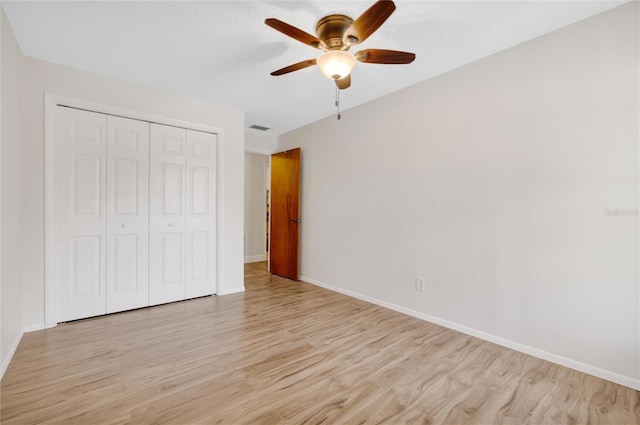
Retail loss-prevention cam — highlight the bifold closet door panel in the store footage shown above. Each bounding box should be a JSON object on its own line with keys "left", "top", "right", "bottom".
{"left": 186, "top": 130, "right": 217, "bottom": 298}
{"left": 106, "top": 116, "right": 150, "bottom": 314}
{"left": 55, "top": 107, "right": 108, "bottom": 322}
{"left": 149, "top": 124, "right": 187, "bottom": 305}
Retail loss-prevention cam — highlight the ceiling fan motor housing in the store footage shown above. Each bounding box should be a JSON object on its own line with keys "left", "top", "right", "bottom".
{"left": 315, "top": 15, "right": 354, "bottom": 50}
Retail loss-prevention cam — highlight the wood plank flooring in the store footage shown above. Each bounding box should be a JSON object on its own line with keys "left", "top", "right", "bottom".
{"left": 1, "top": 262, "right": 639, "bottom": 424}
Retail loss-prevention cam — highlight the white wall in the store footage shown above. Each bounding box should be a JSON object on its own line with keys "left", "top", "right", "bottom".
{"left": 1, "top": 6, "right": 23, "bottom": 377}
{"left": 1, "top": 4, "right": 3, "bottom": 378}
{"left": 244, "top": 152, "right": 269, "bottom": 263}
{"left": 279, "top": 3, "right": 639, "bottom": 389}
{"left": 18, "top": 53, "right": 245, "bottom": 330}
{"left": 245, "top": 129, "right": 278, "bottom": 155}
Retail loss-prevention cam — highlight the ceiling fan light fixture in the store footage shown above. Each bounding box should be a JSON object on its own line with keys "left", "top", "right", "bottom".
{"left": 317, "top": 50, "right": 356, "bottom": 80}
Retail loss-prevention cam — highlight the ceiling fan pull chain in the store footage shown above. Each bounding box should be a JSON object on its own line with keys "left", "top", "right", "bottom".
{"left": 335, "top": 85, "right": 341, "bottom": 120}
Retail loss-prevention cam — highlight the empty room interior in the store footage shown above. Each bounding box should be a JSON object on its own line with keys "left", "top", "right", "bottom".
{"left": 1, "top": 1, "right": 639, "bottom": 424}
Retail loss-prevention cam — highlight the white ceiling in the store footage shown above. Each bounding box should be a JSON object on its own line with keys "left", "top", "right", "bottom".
{"left": 2, "top": 1, "right": 626, "bottom": 135}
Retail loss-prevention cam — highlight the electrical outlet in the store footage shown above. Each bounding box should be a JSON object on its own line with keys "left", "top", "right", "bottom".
{"left": 415, "top": 276, "right": 426, "bottom": 292}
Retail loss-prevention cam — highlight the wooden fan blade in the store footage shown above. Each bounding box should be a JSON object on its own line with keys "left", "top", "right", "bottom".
{"left": 270, "top": 59, "right": 317, "bottom": 76}
{"left": 344, "top": 0, "right": 396, "bottom": 45}
{"left": 336, "top": 75, "right": 351, "bottom": 90}
{"left": 265, "top": 18, "right": 322, "bottom": 49}
{"left": 355, "top": 49, "right": 415, "bottom": 64}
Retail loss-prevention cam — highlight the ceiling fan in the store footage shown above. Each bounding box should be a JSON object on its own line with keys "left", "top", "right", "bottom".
{"left": 265, "top": 0, "right": 415, "bottom": 90}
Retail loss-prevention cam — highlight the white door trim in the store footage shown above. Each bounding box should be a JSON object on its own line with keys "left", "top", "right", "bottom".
{"left": 44, "top": 93, "right": 224, "bottom": 328}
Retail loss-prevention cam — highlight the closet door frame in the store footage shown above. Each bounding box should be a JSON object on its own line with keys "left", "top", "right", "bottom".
{"left": 44, "top": 94, "right": 222, "bottom": 328}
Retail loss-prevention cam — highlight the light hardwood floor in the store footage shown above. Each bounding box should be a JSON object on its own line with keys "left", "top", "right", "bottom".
{"left": 1, "top": 262, "right": 638, "bottom": 424}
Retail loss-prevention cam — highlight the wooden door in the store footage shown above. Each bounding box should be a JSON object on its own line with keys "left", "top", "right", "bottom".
{"left": 54, "top": 106, "right": 108, "bottom": 321}
{"left": 105, "top": 116, "right": 150, "bottom": 314}
{"left": 185, "top": 129, "right": 217, "bottom": 298}
{"left": 269, "top": 148, "right": 301, "bottom": 280}
{"left": 149, "top": 124, "right": 187, "bottom": 305}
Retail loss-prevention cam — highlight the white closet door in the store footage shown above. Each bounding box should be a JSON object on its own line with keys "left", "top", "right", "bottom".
{"left": 55, "top": 107, "right": 107, "bottom": 322}
{"left": 149, "top": 124, "right": 187, "bottom": 305}
{"left": 186, "top": 130, "right": 217, "bottom": 298}
{"left": 106, "top": 116, "right": 150, "bottom": 313}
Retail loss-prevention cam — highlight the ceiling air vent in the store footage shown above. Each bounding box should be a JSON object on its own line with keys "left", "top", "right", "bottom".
{"left": 249, "top": 124, "right": 270, "bottom": 131}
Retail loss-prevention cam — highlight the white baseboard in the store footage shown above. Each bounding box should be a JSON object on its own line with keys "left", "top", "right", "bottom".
{"left": 218, "top": 287, "right": 245, "bottom": 296}
{"left": 1, "top": 330, "right": 24, "bottom": 381}
{"left": 300, "top": 275, "right": 640, "bottom": 391}
{"left": 244, "top": 254, "right": 266, "bottom": 263}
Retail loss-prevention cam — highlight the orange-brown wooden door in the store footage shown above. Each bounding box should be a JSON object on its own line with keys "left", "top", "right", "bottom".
{"left": 269, "top": 148, "right": 301, "bottom": 280}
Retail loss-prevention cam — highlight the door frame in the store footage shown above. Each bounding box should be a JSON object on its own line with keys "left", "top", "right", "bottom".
{"left": 44, "top": 93, "right": 223, "bottom": 328}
